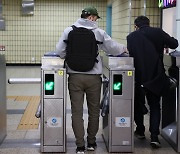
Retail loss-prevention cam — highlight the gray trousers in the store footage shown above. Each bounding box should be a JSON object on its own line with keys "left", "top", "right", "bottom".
{"left": 68, "top": 74, "right": 102, "bottom": 147}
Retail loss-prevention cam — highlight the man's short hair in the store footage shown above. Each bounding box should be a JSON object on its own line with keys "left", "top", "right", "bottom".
{"left": 134, "top": 16, "right": 150, "bottom": 28}
{"left": 81, "top": 10, "right": 91, "bottom": 18}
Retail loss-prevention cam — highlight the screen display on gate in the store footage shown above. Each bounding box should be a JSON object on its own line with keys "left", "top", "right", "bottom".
{"left": 45, "top": 74, "right": 54, "bottom": 95}
{"left": 113, "top": 74, "right": 122, "bottom": 95}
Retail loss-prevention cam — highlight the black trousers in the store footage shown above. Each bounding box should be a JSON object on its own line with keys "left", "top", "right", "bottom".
{"left": 134, "top": 84, "right": 161, "bottom": 137}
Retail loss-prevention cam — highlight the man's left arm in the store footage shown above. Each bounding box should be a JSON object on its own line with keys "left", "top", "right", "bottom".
{"left": 56, "top": 27, "right": 72, "bottom": 59}
{"left": 55, "top": 32, "right": 67, "bottom": 59}
{"left": 98, "top": 30, "right": 126, "bottom": 56}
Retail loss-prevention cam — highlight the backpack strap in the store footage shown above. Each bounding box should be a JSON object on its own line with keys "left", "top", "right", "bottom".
{"left": 96, "top": 40, "right": 103, "bottom": 45}
{"left": 63, "top": 40, "right": 68, "bottom": 44}
{"left": 71, "top": 25, "right": 77, "bottom": 30}
{"left": 63, "top": 25, "right": 77, "bottom": 44}
{"left": 95, "top": 52, "right": 99, "bottom": 63}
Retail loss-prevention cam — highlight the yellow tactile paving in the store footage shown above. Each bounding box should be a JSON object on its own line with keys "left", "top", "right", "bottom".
{"left": 15, "top": 96, "right": 31, "bottom": 102}
{"left": 17, "top": 96, "right": 40, "bottom": 130}
{"left": 7, "top": 96, "right": 17, "bottom": 100}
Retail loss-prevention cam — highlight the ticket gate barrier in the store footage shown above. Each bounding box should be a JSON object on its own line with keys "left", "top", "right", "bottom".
{"left": 8, "top": 55, "right": 66, "bottom": 152}
{"left": 101, "top": 53, "right": 134, "bottom": 153}
{"left": 40, "top": 56, "right": 66, "bottom": 153}
{"left": 162, "top": 53, "right": 180, "bottom": 152}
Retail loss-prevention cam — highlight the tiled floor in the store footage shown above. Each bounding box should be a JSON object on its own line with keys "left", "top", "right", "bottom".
{"left": 0, "top": 66, "right": 178, "bottom": 153}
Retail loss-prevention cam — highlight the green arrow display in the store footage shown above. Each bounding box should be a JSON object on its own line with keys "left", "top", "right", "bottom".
{"left": 113, "top": 82, "right": 122, "bottom": 90}
{"left": 45, "top": 81, "right": 54, "bottom": 90}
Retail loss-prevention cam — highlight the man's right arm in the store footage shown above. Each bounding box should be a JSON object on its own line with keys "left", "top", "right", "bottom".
{"left": 162, "top": 30, "right": 179, "bottom": 49}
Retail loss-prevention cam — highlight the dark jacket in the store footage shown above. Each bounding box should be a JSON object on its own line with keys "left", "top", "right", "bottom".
{"left": 127, "top": 26, "right": 178, "bottom": 96}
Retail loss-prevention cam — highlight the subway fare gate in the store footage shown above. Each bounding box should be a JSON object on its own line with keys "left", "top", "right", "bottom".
{"left": 40, "top": 56, "right": 66, "bottom": 152}
{"left": 162, "top": 53, "right": 180, "bottom": 152}
{"left": 101, "top": 52, "right": 134, "bottom": 152}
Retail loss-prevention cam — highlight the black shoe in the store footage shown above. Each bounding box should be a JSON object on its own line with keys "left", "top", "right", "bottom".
{"left": 169, "top": 77, "right": 177, "bottom": 90}
{"left": 150, "top": 136, "right": 161, "bottom": 148}
{"left": 87, "top": 142, "right": 97, "bottom": 151}
{"left": 76, "top": 146, "right": 85, "bottom": 154}
{"left": 134, "top": 130, "right": 145, "bottom": 139}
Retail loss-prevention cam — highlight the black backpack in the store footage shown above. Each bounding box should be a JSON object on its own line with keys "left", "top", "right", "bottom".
{"left": 64, "top": 25, "right": 102, "bottom": 72}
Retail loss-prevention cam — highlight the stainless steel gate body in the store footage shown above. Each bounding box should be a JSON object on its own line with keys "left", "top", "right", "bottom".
{"left": 162, "top": 54, "right": 180, "bottom": 152}
{"left": 40, "top": 56, "right": 66, "bottom": 152}
{"left": 0, "top": 54, "right": 6, "bottom": 145}
{"left": 101, "top": 53, "right": 134, "bottom": 152}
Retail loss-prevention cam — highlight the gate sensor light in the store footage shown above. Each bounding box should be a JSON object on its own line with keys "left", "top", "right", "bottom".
{"left": 45, "top": 81, "right": 54, "bottom": 90}
{"left": 45, "top": 74, "right": 54, "bottom": 95}
{"left": 113, "top": 74, "right": 122, "bottom": 95}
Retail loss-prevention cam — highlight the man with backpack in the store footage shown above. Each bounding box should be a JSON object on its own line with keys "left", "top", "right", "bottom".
{"left": 56, "top": 6, "right": 126, "bottom": 153}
